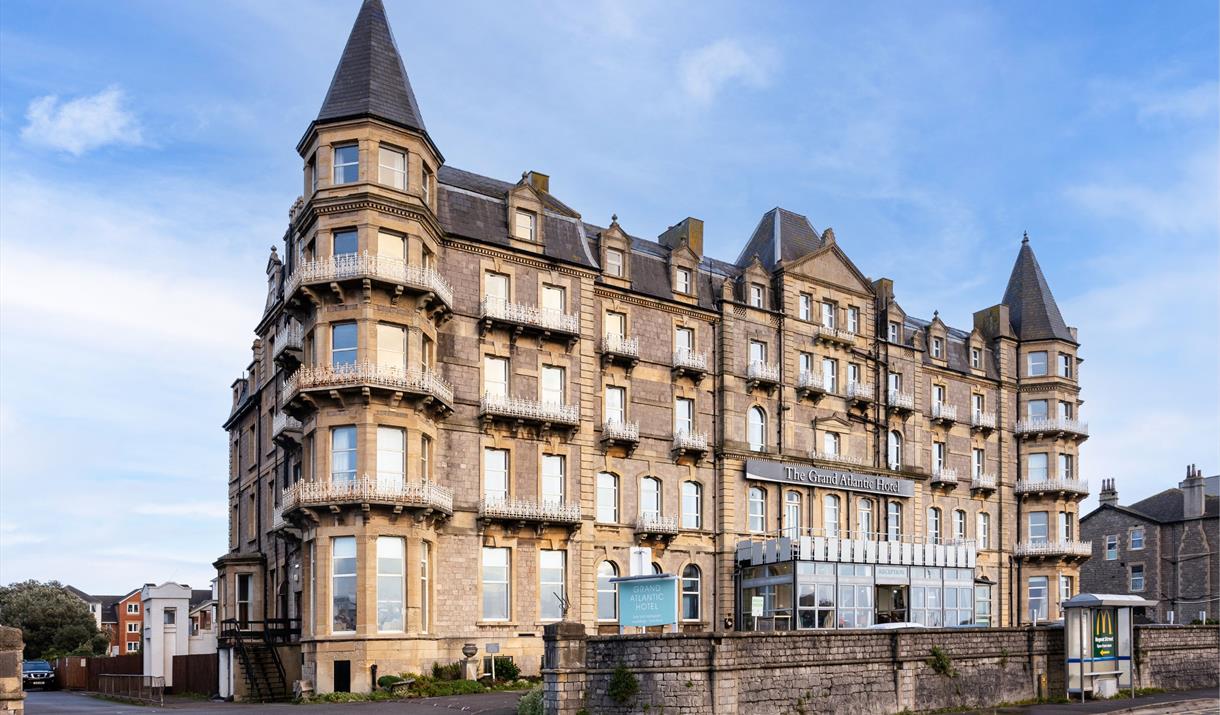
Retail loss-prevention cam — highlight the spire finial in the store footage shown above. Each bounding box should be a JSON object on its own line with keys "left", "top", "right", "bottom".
{"left": 933, "top": 309, "right": 939, "bottom": 319}
{"left": 611, "top": 213, "right": 618, "bottom": 224}
{"left": 1022, "top": 231, "right": 1029, "bottom": 244}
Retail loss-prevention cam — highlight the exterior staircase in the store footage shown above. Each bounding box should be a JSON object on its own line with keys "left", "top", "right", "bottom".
{"left": 222, "top": 619, "right": 295, "bottom": 702}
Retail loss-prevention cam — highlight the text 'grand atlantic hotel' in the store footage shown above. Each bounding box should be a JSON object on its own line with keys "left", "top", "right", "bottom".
{"left": 217, "top": 0, "right": 1091, "bottom": 694}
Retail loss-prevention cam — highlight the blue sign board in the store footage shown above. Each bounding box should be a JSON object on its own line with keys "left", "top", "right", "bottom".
{"left": 615, "top": 575, "right": 678, "bottom": 627}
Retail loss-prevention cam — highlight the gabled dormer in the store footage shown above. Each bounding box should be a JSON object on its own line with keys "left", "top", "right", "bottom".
{"left": 926, "top": 311, "right": 948, "bottom": 364}
{"left": 506, "top": 172, "right": 549, "bottom": 255}
{"left": 737, "top": 256, "right": 771, "bottom": 310}
{"left": 873, "top": 278, "right": 908, "bottom": 345}
{"left": 966, "top": 327, "right": 987, "bottom": 373}
{"left": 598, "top": 215, "right": 631, "bottom": 287}
{"left": 658, "top": 217, "right": 703, "bottom": 304}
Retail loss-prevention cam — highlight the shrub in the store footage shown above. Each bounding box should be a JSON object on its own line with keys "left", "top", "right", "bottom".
{"left": 377, "top": 674, "right": 405, "bottom": 690}
{"left": 492, "top": 656, "right": 520, "bottom": 681}
{"left": 414, "top": 678, "right": 485, "bottom": 697}
{"left": 608, "top": 663, "right": 638, "bottom": 705}
{"left": 928, "top": 646, "right": 957, "bottom": 678}
{"left": 431, "top": 661, "right": 463, "bottom": 681}
{"left": 518, "top": 684, "right": 544, "bottom": 715}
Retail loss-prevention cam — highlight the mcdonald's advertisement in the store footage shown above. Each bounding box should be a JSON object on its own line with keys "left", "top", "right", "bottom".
{"left": 1092, "top": 608, "right": 1117, "bottom": 659}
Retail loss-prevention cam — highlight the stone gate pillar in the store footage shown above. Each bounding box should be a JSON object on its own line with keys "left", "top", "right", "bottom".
{"left": 0, "top": 626, "right": 24, "bottom": 714}
{"left": 542, "top": 622, "right": 587, "bottom": 715}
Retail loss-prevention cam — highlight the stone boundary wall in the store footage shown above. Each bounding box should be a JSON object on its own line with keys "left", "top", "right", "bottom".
{"left": 542, "top": 623, "right": 1218, "bottom": 715}
{"left": 0, "top": 626, "right": 24, "bottom": 714}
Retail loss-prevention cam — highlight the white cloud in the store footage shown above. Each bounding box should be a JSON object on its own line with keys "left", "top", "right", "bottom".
{"left": 679, "top": 39, "right": 776, "bottom": 104}
{"left": 1135, "top": 81, "right": 1219, "bottom": 122}
{"left": 20, "top": 86, "right": 143, "bottom": 155}
{"left": 133, "top": 503, "right": 227, "bottom": 520}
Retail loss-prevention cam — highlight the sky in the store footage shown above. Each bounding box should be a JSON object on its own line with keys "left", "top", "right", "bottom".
{"left": 0, "top": 1, "right": 1216, "bottom": 593}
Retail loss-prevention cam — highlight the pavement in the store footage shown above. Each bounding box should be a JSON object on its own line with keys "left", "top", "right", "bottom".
{"left": 961, "top": 688, "right": 1219, "bottom": 714}
{"left": 23, "top": 689, "right": 523, "bottom": 714}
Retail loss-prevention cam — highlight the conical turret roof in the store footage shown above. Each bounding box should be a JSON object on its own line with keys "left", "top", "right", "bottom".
{"left": 1001, "top": 234, "right": 1074, "bottom": 342}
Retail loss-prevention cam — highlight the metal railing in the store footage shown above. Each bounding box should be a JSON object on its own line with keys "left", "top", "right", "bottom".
{"left": 479, "top": 497, "right": 582, "bottom": 523}
{"left": 673, "top": 429, "right": 709, "bottom": 452}
{"left": 480, "top": 393, "right": 580, "bottom": 425}
{"left": 96, "top": 675, "right": 164, "bottom": 706}
{"left": 481, "top": 296, "right": 579, "bottom": 333}
{"left": 971, "top": 472, "right": 998, "bottom": 490}
{"left": 1016, "top": 417, "right": 1089, "bottom": 436}
{"left": 931, "top": 467, "right": 959, "bottom": 484}
{"left": 808, "top": 450, "right": 867, "bottom": 467}
{"left": 971, "top": 411, "right": 997, "bottom": 430}
{"left": 673, "top": 347, "right": 708, "bottom": 372}
{"left": 283, "top": 476, "right": 454, "bottom": 514}
{"left": 797, "top": 370, "right": 824, "bottom": 390}
{"left": 1015, "top": 478, "right": 1090, "bottom": 496}
{"left": 272, "top": 323, "right": 302, "bottom": 359}
{"left": 931, "top": 402, "right": 958, "bottom": 421}
{"left": 636, "top": 513, "right": 680, "bottom": 535}
{"left": 601, "top": 333, "right": 640, "bottom": 358}
{"left": 814, "top": 324, "right": 856, "bottom": 342}
{"left": 602, "top": 420, "right": 639, "bottom": 442}
{"left": 847, "top": 382, "right": 875, "bottom": 401}
{"left": 747, "top": 360, "right": 780, "bottom": 382}
{"left": 1014, "top": 540, "right": 1092, "bottom": 558}
{"left": 284, "top": 362, "right": 452, "bottom": 405}
{"left": 887, "top": 389, "right": 915, "bottom": 410}
{"left": 271, "top": 412, "right": 302, "bottom": 438}
{"left": 748, "top": 526, "right": 975, "bottom": 550}
{"left": 287, "top": 253, "right": 454, "bottom": 308}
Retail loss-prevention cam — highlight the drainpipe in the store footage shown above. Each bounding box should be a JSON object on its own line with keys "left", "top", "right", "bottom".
{"left": 1014, "top": 377, "right": 1023, "bottom": 626}
{"left": 712, "top": 313, "right": 723, "bottom": 633}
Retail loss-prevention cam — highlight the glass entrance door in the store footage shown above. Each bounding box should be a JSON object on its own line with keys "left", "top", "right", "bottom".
{"left": 876, "top": 585, "right": 908, "bottom": 624}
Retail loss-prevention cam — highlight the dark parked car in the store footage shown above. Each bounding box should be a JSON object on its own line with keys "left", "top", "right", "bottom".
{"left": 22, "top": 660, "right": 55, "bottom": 689}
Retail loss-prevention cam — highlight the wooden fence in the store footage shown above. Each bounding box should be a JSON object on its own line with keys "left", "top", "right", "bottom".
{"left": 52, "top": 653, "right": 141, "bottom": 691}
{"left": 172, "top": 653, "right": 218, "bottom": 696}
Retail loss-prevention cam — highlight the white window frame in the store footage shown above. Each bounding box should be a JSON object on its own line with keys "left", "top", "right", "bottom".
{"left": 541, "top": 365, "right": 565, "bottom": 405}
{"left": 821, "top": 301, "right": 836, "bottom": 328}
{"left": 605, "top": 248, "right": 624, "bottom": 277}
{"left": 1105, "top": 535, "right": 1118, "bottom": 560}
{"left": 483, "top": 448, "right": 509, "bottom": 501}
{"left": 514, "top": 209, "right": 536, "bottom": 241}
{"left": 376, "top": 536, "right": 405, "bottom": 633}
{"left": 375, "top": 426, "right": 405, "bottom": 491}
{"left": 539, "top": 550, "right": 566, "bottom": 622}
{"left": 331, "top": 425, "right": 357, "bottom": 484}
{"left": 681, "top": 565, "right": 701, "bottom": 622}
{"left": 847, "top": 306, "right": 860, "bottom": 334}
{"left": 596, "top": 472, "right": 618, "bottom": 523}
{"left": 541, "top": 454, "right": 565, "bottom": 505}
{"left": 1129, "top": 564, "right": 1145, "bottom": 592}
{"left": 978, "top": 512, "right": 991, "bottom": 549}
{"left": 1130, "top": 527, "right": 1144, "bottom": 550}
{"left": 1028, "top": 511, "right": 1049, "bottom": 544}
{"left": 931, "top": 337, "right": 943, "bottom": 359}
{"left": 597, "top": 562, "right": 619, "bottom": 621}
{"left": 888, "top": 321, "right": 900, "bottom": 343}
{"left": 682, "top": 481, "right": 702, "bottom": 529}
{"left": 674, "top": 397, "right": 694, "bottom": 436}
{"left": 483, "top": 356, "right": 509, "bottom": 398}
{"left": 747, "top": 486, "right": 766, "bottom": 533}
{"left": 605, "top": 385, "right": 626, "bottom": 425}
{"left": 332, "top": 536, "right": 357, "bottom": 633}
{"left": 675, "top": 267, "right": 692, "bottom": 294}
{"left": 481, "top": 547, "right": 511, "bottom": 621}
{"left": 823, "top": 494, "right": 841, "bottom": 538}
{"left": 799, "top": 294, "right": 812, "bottom": 321}
{"left": 747, "top": 406, "right": 766, "bottom": 451}
{"left": 1028, "top": 351, "right": 1048, "bottom": 377}
{"left": 750, "top": 283, "right": 764, "bottom": 308}
{"left": 640, "top": 477, "right": 661, "bottom": 520}
{"left": 377, "top": 145, "right": 406, "bottom": 190}
{"left": 970, "top": 347, "right": 981, "bottom": 369}
{"left": 333, "top": 144, "right": 358, "bottom": 185}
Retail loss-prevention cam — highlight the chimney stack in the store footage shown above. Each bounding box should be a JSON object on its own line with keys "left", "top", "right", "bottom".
{"left": 526, "top": 170, "right": 549, "bottom": 193}
{"left": 1099, "top": 478, "right": 1119, "bottom": 507}
{"left": 659, "top": 217, "right": 704, "bottom": 258}
{"left": 1180, "top": 463, "right": 1205, "bottom": 519}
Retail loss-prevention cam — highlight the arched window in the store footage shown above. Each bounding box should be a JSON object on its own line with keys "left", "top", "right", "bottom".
{"left": 640, "top": 477, "right": 661, "bottom": 521}
{"left": 748, "top": 407, "right": 766, "bottom": 451}
{"left": 651, "top": 562, "right": 663, "bottom": 575}
{"left": 823, "top": 494, "right": 841, "bottom": 538}
{"left": 887, "top": 430, "right": 903, "bottom": 470}
{"left": 887, "top": 502, "right": 902, "bottom": 541}
{"left": 681, "top": 565, "right": 702, "bottom": 621}
{"left": 857, "top": 498, "right": 874, "bottom": 538}
{"left": 784, "top": 491, "right": 802, "bottom": 537}
{"left": 681, "top": 481, "right": 702, "bottom": 529}
{"left": 927, "top": 507, "right": 942, "bottom": 544}
{"left": 953, "top": 509, "right": 967, "bottom": 541}
{"left": 596, "top": 562, "right": 618, "bottom": 621}
{"left": 596, "top": 472, "right": 618, "bottom": 523}
{"left": 748, "top": 486, "right": 766, "bottom": 532}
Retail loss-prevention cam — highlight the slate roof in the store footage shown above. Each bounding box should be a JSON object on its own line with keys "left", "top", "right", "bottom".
{"left": 1083, "top": 484, "right": 1220, "bottom": 524}
{"left": 316, "top": 0, "right": 427, "bottom": 134}
{"left": 734, "top": 207, "right": 824, "bottom": 270}
{"left": 1001, "top": 236, "right": 1074, "bottom": 342}
{"left": 65, "top": 586, "right": 128, "bottom": 624}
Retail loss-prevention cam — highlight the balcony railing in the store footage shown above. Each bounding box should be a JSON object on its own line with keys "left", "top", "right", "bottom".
{"left": 272, "top": 323, "right": 303, "bottom": 360}
{"left": 271, "top": 412, "right": 302, "bottom": 439}
{"left": 673, "top": 430, "right": 709, "bottom": 453}
{"left": 601, "top": 333, "right": 640, "bottom": 358}
{"left": 635, "top": 514, "right": 680, "bottom": 536}
{"left": 480, "top": 393, "right": 580, "bottom": 426}
{"left": 479, "top": 497, "right": 582, "bottom": 524}
{"left": 809, "top": 450, "right": 867, "bottom": 467}
{"left": 1015, "top": 417, "right": 1089, "bottom": 438}
{"left": 602, "top": 420, "right": 640, "bottom": 442}
{"left": 287, "top": 253, "right": 454, "bottom": 309}
{"left": 931, "top": 403, "right": 958, "bottom": 422}
{"left": 847, "top": 382, "right": 875, "bottom": 402}
{"left": 480, "top": 296, "right": 579, "bottom": 334}
{"left": 1014, "top": 540, "right": 1092, "bottom": 558}
{"left": 971, "top": 473, "right": 998, "bottom": 491}
{"left": 283, "top": 476, "right": 453, "bottom": 515}
{"left": 673, "top": 347, "right": 708, "bottom": 372}
{"left": 747, "top": 360, "right": 780, "bottom": 383}
{"left": 797, "top": 370, "right": 824, "bottom": 390}
{"left": 971, "top": 411, "right": 997, "bottom": 431}
{"left": 285, "top": 362, "right": 453, "bottom": 407}
{"left": 813, "top": 324, "right": 856, "bottom": 344}
{"left": 1015, "top": 478, "right": 1090, "bottom": 497}
{"left": 930, "top": 467, "right": 958, "bottom": 485}
{"left": 887, "top": 389, "right": 915, "bottom": 411}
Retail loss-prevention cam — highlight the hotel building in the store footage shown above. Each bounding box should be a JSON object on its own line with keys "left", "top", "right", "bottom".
{"left": 215, "top": 0, "right": 1091, "bottom": 695}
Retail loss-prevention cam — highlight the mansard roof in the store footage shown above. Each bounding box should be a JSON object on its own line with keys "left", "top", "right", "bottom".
{"left": 1001, "top": 235, "right": 1074, "bottom": 343}
{"left": 734, "top": 207, "right": 824, "bottom": 270}
{"left": 316, "top": 0, "right": 428, "bottom": 135}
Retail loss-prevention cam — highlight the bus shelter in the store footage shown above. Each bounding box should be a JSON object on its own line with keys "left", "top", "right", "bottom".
{"left": 1063, "top": 593, "right": 1155, "bottom": 701}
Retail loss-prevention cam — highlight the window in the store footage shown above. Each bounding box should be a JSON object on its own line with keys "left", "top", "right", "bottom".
{"left": 1059, "top": 454, "right": 1074, "bottom": 480}
{"left": 682, "top": 565, "right": 701, "bottom": 621}
{"left": 970, "top": 347, "right": 981, "bottom": 369}
{"left": 596, "top": 472, "right": 618, "bottom": 523}
{"left": 236, "top": 575, "right": 249, "bottom": 625}
{"left": 748, "top": 407, "right": 766, "bottom": 451}
{"left": 127, "top": 622, "right": 139, "bottom": 633}
{"left": 972, "top": 448, "right": 985, "bottom": 478}
{"left": 887, "top": 502, "right": 902, "bottom": 541}
{"left": 483, "top": 356, "right": 508, "bottom": 397}
{"left": 888, "top": 371, "right": 902, "bottom": 393}
{"left": 784, "top": 491, "right": 802, "bottom": 537}
{"left": 604, "top": 311, "right": 626, "bottom": 340}
{"left": 1131, "top": 527, "right": 1145, "bottom": 550}
{"left": 888, "top": 321, "right": 900, "bottom": 343}
{"left": 1028, "top": 576, "right": 1048, "bottom": 621}
{"left": 747, "top": 486, "right": 766, "bottom": 532}
{"left": 420, "top": 541, "right": 430, "bottom": 632}
{"left": 848, "top": 363, "right": 861, "bottom": 388}
{"left": 674, "top": 398, "right": 694, "bottom": 437}
{"left": 799, "top": 294, "right": 812, "bottom": 321}
{"left": 514, "top": 210, "right": 536, "bottom": 241}
{"left": 1105, "top": 535, "right": 1118, "bottom": 559}
{"left": 126, "top": 642, "right": 139, "bottom": 653}
{"left": 308, "top": 154, "right": 318, "bottom": 194}
{"left": 823, "top": 431, "right": 841, "bottom": 456}
{"left": 376, "top": 323, "right": 406, "bottom": 371}
{"left": 682, "top": 481, "right": 702, "bottom": 529}
{"left": 798, "top": 582, "right": 836, "bottom": 629}
{"left": 927, "top": 507, "right": 941, "bottom": 544}
{"left": 975, "top": 585, "right": 993, "bottom": 626}
{"left": 749, "top": 340, "right": 767, "bottom": 366}
{"left": 1028, "top": 511, "right": 1049, "bottom": 544}
{"left": 887, "top": 431, "right": 903, "bottom": 470}
{"left": 378, "top": 145, "right": 406, "bottom": 190}
{"left": 857, "top": 499, "right": 874, "bottom": 538}
{"left": 953, "top": 510, "right": 966, "bottom": 541}
{"left": 1028, "top": 399, "right": 1049, "bottom": 420}
{"left": 484, "top": 448, "right": 508, "bottom": 501}
{"left": 332, "top": 536, "right": 357, "bottom": 632}
{"left": 421, "top": 333, "right": 435, "bottom": 368}
{"left": 838, "top": 582, "right": 874, "bottom": 628}
{"left": 542, "top": 455, "right": 565, "bottom": 505}
{"left": 419, "top": 434, "right": 432, "bottom": 480}
{"left": 675, "top": 267, "right": 692, "bottom": 294}
{"left": 978, "top": 512, "right": 991, "bottom": 549}
{"left": 331, "top": 426, "right": 356, "bottom": 484}
{"left": 164, "top": 609, "right": 176, "bottom": 625}
{"left": 821, "top": 301, "right": 836, "bottom": 328}
{"left": 1058, "top": 401, "right": 1074, "bottom": 419}
{"left": 484, "top": 271, "right": 509, "bottom": 302}
{"left": 605, "top": 386, "right": 626, "bottom": 424}
{"left": 640, "top": 477, "right": 661, "bottom": 520}
{"left": 539, "top": 550, "right": 565, "bottom": 621}
{"left": 1027, "top": 453, "right": 1049, "bottom": 481}
{"left": 375, "top": 426, "right": 405, "bottom": 490}
{"left": 376, "top": 537, "right": 405, "bottom": 632}
{"left": 822, "top": 357, "right": 838, "bottom": 392}
{"left": 1058, "top": 353, "right": 1073, "bottom": 378}
{"left": 541, "top": 284, "right": 565, "bottom": 313}
{"left": 331, "top": 322, "right": 357, "bottom": 367}
{"left": 127, "top": 603, "right": 140, "bottom": 614}
{"left": 675, "top": 326, "right": 694, "bottom": 354}
{"left": 931, "top": 337, "right": 944, "bottom": 359}
{"left": 847, "top": 306, "right": 860, "bottom": 334}
{"left": 482, "top": 547, "right": 510, "bottom": 620}
{"left": 750, "top": 283, "right": 765, "bottom": 308}
{"left": 823, "top": 494, "right": 841, "bottom": 538}
{"left": 605, "top": 248, "right": 624, "bottom": 277}
{"left": 1059, "top": 575, "right": 1074, "bottom": 605}
{"left": 933, "top": 384, "right": 946, "bottom": 409}
{"left": 333, "top": 144, "right": 358, "bottom": 184}
{"left": 377, "top": 229, "right": 405, "bottom": 260}
{"left": 541, "top": 365, "right": 565, "bottom": 405}
{"left": 1130, "top": 564, "right": 1145, "bottom": 592}
{"left": 972, "top": 393, "right": 985, "bottom": 420}
{"left": 1027, "top": 351, "right": 1048, "bottom": 376}
{"left": 1058, "top": 511, "right": 1074, "bottom": 541}
{"left": 421, "top": 165, "right": 433, "bottom": 205}
{"left": 933, "top": 442, "right": 947, "bottom": 474}
{"left": 597, "top": 562, "right": 618, "bottom": 621}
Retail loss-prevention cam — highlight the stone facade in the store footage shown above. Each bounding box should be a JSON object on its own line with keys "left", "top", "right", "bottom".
{"left": 0, "top": 627, "right": 23, "bottom": 714}
{"left": 215, "top": 0, "right": 1091, "bottom": 694}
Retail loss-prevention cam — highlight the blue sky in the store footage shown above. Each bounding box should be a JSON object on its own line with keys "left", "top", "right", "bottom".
{"left": 0, "top": 1, "right": 1216, "bottom": 592}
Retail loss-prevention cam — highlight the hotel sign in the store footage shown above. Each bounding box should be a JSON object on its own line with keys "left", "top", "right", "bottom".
{"left": 745, "top": 459, "right": 915, "bottom": 498}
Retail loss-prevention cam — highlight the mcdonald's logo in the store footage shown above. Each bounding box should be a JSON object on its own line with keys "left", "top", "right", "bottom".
{"left": 1093, "top": 608, "right": 1116, "bottom": 658}
{"left": 1093, "top": 609, "right": 1114, "bottom": 636}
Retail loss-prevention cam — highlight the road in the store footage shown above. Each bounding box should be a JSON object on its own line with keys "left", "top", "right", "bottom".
{"left": 23, "top": 690, "right": 522, "bottom": 714}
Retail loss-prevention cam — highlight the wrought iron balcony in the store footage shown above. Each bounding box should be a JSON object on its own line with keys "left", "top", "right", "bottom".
{"left": 286, "top": 253, "right": 453, "bottom": 312}
{"left": 971, "top": 411, "right": 997, "bottom": 432}
{"left": 930, "top": 467, "right": 959, "bottom": 486}
{"left": 931, "top": 402, "right": 958, "bottom": 424}
{"left": 1015, "top": 417, "right": 1089, "bottom": 441}
{"left": 746, "top": 360, "right": 780, "bottom": 393}
{"left": 284, "top": 362, "right": 453, "bottom": 415}
{"left": 479, "top": 497, "right": 582, "bottom": 528}
{"left": 887, "top": 389, "right": 915, "bottom": 413}
{"left": 813, "top": 324, "right": 856, "bottom": 346}
{"left": 672, "top": 348, "right": 708, "bottom": 383}
{"left": 808, "top": 450, "right": 867, "bottom": 467}
{"left": 672, "top": 430, "right": 710, "bottom": 462}
{"left": 970, "top": 472, "right": 998, "bottom": 492}
{"left": 271, "top": 412, "right": 302, "bottom": 443}
{"left": 847, "top": 381, "right": 875, "bottom": 405}
{"left": 272, "top": 323, "right": 303, "bottom": 364}
{"left": 282, "top": 476, "right": 453, "bottom": 518}
{"left": 601, "top": 420, "right": 640, "bottom": 455}
{"left": 600, "top": 334, "right": 640, "bottom": 372}
{"left": 796, "top": 370, "right": 827, "bottom": 401}
{"left": 1015, "top": 478, "right": 1089, "bottom": 497}
{"left": 480, "top": 296, "right": 580, "bottom": 347}
{"left": 1014, "top": 540, "right": 1092, "bottom": 559}
{"left": 635, "top": 513, "right": 680, "bottom": 539}
{"left": 480, "top": 393, "right": 580, "bottom": 432}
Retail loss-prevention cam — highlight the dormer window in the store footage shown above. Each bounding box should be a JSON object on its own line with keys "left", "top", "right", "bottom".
{"left": 333, "top": 144, "right": 359, "bottom": 185}
{"left": 605, "top": 248, "right": 624, "bottom": 277}
{"left": 931, "top": 337, "right": 944, "bottom": 359}
{"left": 970, "top": 347, "right": 982, "bottom": 369}
{"left": 514, "top": 210, "right": 536, "bottom": 241}
{"left": 888, "top": 321, "right": 901, "bottom": 343}
{"left": 749, "top": 283, "right": 765, "bottom": 308}
{"left": 675, "top": 267, "right": 692, "bottom": 294}
{"left": 378, "top": 145, "right": 406, "bottom": 190}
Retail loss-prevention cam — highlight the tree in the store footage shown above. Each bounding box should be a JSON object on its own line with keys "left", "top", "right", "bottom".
{"left": 0, "top": 580, "right": 110, "bottom": 659}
